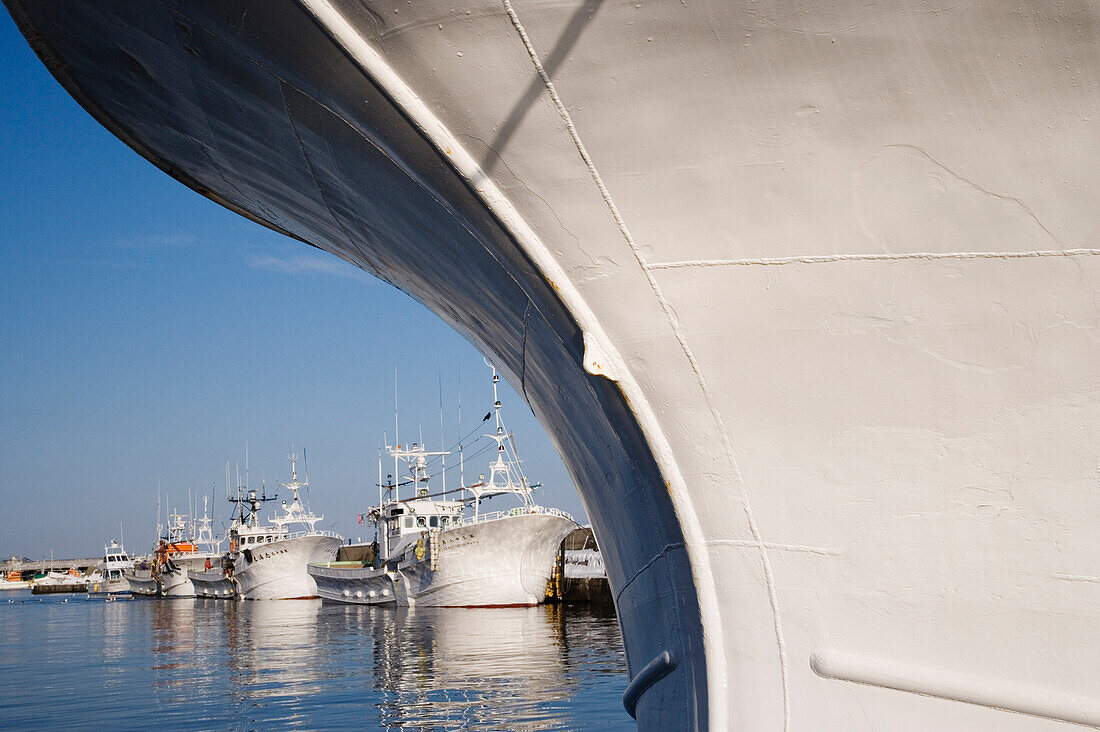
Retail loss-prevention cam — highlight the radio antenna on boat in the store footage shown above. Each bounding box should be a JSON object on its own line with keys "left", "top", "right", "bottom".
{"left": 458, "top": 363, "right": 465, "bottom": 502}
{"left": 439, "top": 371, "right": 446, "bottom": 498}
{"left": 393, "top": 368, "right": 401, "bottom": 502}
{"left": 377, "top": 446, "right": 384, "bottom": 512}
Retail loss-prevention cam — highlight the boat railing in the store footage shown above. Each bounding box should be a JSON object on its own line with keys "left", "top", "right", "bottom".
{"left": 459, "top": 505, "right": 574, "bottom": 526}
{"left": 282, "top": 529, "right": 342, "bottom": 541}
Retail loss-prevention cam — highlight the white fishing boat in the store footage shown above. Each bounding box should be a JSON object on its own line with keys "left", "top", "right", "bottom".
{"left": 86, "top": 540, "right": 130, "bottom": 597}
{"left": 125, "top": 557, "right": 159, "bottom": 598}
{"left": 0, "top": 570, "right": 28, "bottom": 591}
{"left": 230, "top": 453, "right": 342, "bottom": 600}
{"left": 156, "top": 511, "right": 222, "bottom": 597}
{"left": 188, "top": 499, "right": 236, "bottom": 600}
{"left": 7, "top": 1, "right": 1100, "bottom": 728}
{"left": 189, "top": 562, "right": 237, "bottom": 600}
{"left": 311, "top": 365, "right": 575, "bottom": 607}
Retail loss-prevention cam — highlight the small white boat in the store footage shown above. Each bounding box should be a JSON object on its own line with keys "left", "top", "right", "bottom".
{"left": 188, "top": 501, "right": 235, "bottom": 599}
{"left": 310, "top": 364, "right": 575, "bottom": 607}
{"left": 125, "top": 558, "right": 159, "bottom": 597}
{"left": 189, "top": 564, "right": 237, "bottom": 600}
{"left": 230, "top": 453, "right": 342, "bottom": 600}
{"left": 0, "top": 570, "right": 29, "bottom": 591}
{"left": 158, "top": 505, "right": 223, "bottom": 598}
{"left": 86, "top": 541, "right": 130, "bottom": 597}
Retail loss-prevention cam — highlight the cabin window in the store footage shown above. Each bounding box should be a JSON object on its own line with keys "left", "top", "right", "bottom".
{"left": 391, "top": 508, "right": 404, "bottom": 516}
{"left": 440, "top": 516, "right": 449, "bottom": 527}
{"left": 403, "top": 517, "right": 414, "bottom": 529}
{"left": 247, "top": 536, "right": 255, "bottom": 545}
{"left": 429, "top": 516, "right": 439, "bottom": 528}
{"left": 417, "top": 517, "right": 426, "bottom": 527}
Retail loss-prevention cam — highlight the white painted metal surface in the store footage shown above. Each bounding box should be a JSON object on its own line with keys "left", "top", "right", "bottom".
{"left": 398, "top": 511, "right": 574, "bottom": 607}
{"left": 86, "top": 541, "right": 130, "bottom": 596}
{"left": 190, "top": 569, "right": 237, "bottom": 599}
{"left": 230, "top": 453, "right": 343, "bottom": 599}
{"left": 5, "top": 0, "right": 1099, "bottom": 727}
{"left": 233, "top": 532, "right": 341, "bottom": 600}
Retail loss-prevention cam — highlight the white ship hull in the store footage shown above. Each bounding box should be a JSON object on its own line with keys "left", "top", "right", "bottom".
{"left": 190, "top": 570, "right": 237, "bottom": 599}
{"left": 124, "top": 570, "right": 160, "bottom": 597}
{"left": 309, "top": 563, "right": 397, "bottom": 605}
{"left": 234, "top": 534, "right": 341, "bottom": 600}
{"left": 398, "top": 513, "right": 573, "bottom": 607}
{"left": 86, "top": 577, "right": 130, "bottom": 597}
{"left": 161, "top": 553, "right": 222, "bottom": 597}
{"left": 158, "top": 567, "right": 192, "bottom": 597}
{"left": 7, "top": 1, "right": 1100, "bottom": 728}
{"left": 311, "top": 512, "right": 573, "bottom": 607}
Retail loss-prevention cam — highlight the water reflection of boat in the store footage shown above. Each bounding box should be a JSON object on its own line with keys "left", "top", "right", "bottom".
{"left": 226, "top": 599, "right": 322, "bottom": 697}
{"left": 364, "top": 605, "right": 575, "bottom": 730}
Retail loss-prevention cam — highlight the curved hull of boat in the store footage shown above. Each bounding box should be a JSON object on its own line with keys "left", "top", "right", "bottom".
{"left": 309, "top": 563, "right": 397, "bottom": 605}
{"left": 6, "top": 0, "right": 1100, "bottom": 728}
{"left": 158, "top": 568, "right": 193, "bottom": 597}
{"left": 86, "top": 578, "right": 130, "bottom": 597}
{"left": 125, "top": 571, "right": 160, "bottom": 597}
{"left": 397, "top": 513, "right": 573, "bottom": 608}
{"left": 234, "top": 534, "right": 341, "bottom": 600}
{"left": 190, "top": 570, "right": 237, "bottom": 599}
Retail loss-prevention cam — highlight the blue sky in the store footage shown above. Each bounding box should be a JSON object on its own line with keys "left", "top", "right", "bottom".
{"left": 0, "top": 11, "right": 582, "bottom": 560}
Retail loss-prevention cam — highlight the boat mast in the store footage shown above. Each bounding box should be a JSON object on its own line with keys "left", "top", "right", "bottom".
{"left": 377, "top": 448, "right": 387, "bottom": 561}
{"left": 394, "top": 369, "right": 400, "bottom": 503}
{"left": 483, "top": 361, "right": 534, "bottom": 509}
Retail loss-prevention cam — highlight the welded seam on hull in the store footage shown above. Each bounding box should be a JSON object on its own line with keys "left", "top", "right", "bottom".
{"left": 1054, "top": 573, "right": 1100, "bottom": 583}
{"left": 278, "top": 81, "right": 373, "bottom": 268}
{"left": 520, "top": 299, "right": 532, "bottom": 402}
{"left": 499, "top": 1, "right": 790, "bottom": 726}
{"left": 648, "top": 248, "right": 1100, "bottom": 270}
{"left": 711, "top": 540, "right": 841, "bottom": 557}
{"left": 615, "top": 542, "right": 685, "bottom": 604}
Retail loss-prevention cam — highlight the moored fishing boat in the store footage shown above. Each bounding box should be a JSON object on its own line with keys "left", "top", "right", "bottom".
{"left": 188, "top": 500, "right": 236, "bottom": 599}
{"left": 311, "top": 365, "right": 574, "bottom": 607}
{"left": 230, "top": 453, "right": 342, "bottom": 600}
{"left": 189, "top": 562, "right": 237, "bottom": 600}
{"left": 125, "top": 558, "right": 159, "bottom": 598}
{"left": 0, "top": 570, "right": 28, "bottom": 590}
{"left": 157, "top": 508, "right": 223, "bottom": 598}
{"left": 86, "top": 540, "right": 130, "bottom": 597}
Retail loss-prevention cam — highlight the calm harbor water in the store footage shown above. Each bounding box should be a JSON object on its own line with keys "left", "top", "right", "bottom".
{"left": 0, "top": 592, "right": 632, "bottom": 730}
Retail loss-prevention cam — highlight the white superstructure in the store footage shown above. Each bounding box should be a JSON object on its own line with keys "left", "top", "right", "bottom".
{"left": 7, "top": 1, "right": 1100, "bottom": 728}
{"left": 86, "top": 540, "right": 130, "bottom": 597}
{"left": 230, "top": 453, "right": 341, "bottom": 600}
